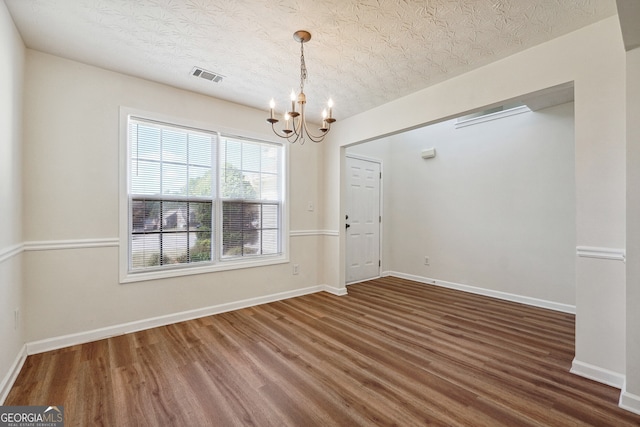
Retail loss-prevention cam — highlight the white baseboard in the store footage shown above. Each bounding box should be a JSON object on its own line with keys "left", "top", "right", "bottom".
{"left": 383, "top": 271, "right": 576, "bottom": 314}
{"left": 321, "top": 284, "right": 348, "bottom": 296}
{"left": 619, "top": 387, "right": 640, "bottom": 415}
{"left": 27, "top": 285, "right": 344, "bottom": 355}
{"left": 570, "top": 359, "right": 625, "bottom": 389}
{"left": 0, "top": 345, "right": 27, "bottom": 405}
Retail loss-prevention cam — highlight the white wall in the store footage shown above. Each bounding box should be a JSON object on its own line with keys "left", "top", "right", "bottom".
{"left": 326, "top": 16, "right": 627, "bottom": 385}
{"left": 22, "top": 50, "right": 325, "bottom": 343}
{"left": 349, "top": 103, "right": 576, "bottom": 306}
{"left": 0, "top": 0, "right": 25, "bottom": 402}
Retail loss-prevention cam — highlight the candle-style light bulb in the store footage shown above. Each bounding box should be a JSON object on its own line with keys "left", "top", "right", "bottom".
{"left": 269, "top": 98, "right": 275, "bottom": 119}
{"left": 290, "top": 90, "right": 296, "bottom": 113}
{"left": 284, "top": 112, "right": 291, "bottom": 130}
{"left": 327, "top": 98, "right": 334, "bottom": 118}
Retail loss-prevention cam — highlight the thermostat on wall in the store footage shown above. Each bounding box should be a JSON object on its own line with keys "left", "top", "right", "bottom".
{"left": 421, "top": 148, "right": 436, "bottom": 159}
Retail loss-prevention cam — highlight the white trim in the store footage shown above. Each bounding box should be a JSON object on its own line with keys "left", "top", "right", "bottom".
{"left": 383, "top": 271, "right": 576, "bottom": 314}
{"left": 0, "top": 244, "right": 23, "bottom": 264}
{"left": 619, "top": 387, "right": 640, "bottom": 415}
{"left": 454, "top": 105, "right": 531, "bottom": 129}
{"left": 321, "top": 284, "right": 348, "bottom": 296}
{"left": 344, "top": 153, "right": 382, "bottom": 164}
{"left": 290, "top": 230, "right": 339, "bottom": 237}
{"left": 121, "top": 255, "right": 289, "bottom": 283}
{"left": 576, "top": 246, "right": 626, "bottom": 261}
{"left": 346, "top": 276, "right": 381, "bottom": 286}
{"left": 23, "top": 238, "right": 119, "bottom": 251}
{"left": 0, "top": 345, "right": 27, "bottom": 405}
{"left": 25, "top": 285, "right": 344, "bottom": 355}
{"left": 570, "top": 359, "right": 625, "bottom": 389}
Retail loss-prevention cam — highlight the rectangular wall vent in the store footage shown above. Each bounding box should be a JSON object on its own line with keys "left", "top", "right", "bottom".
{"left": 191, "top": 67, "right": 224, "bottom": 83}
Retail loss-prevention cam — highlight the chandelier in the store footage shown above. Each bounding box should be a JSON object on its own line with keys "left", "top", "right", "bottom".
{"left": 267, "top": 30, "right": 335, "bottom": 144}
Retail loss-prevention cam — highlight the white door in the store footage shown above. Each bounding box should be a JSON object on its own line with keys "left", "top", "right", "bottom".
{"left": 345, "top": 156, "right": 381, "bottom": 284}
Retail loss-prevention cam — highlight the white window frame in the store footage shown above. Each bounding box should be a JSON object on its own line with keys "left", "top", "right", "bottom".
{"left": 119, "top": 107, "right": 289, "bottom": 284}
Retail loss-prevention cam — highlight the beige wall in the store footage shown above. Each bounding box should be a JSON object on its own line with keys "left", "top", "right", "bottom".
{"left": 349, "top": 102, "right": 576, "bottom": 307}
{"left": 22, "top": 51, "right": 325, "bottom": 342}
{"left": 0, "top": 0, "right": 25, "bottom": 402}
{"left": 625, "top": 44, "right": 640, "bottom": 407}
{"left": 327, "top": 16, "right": 627, "bottom": 381}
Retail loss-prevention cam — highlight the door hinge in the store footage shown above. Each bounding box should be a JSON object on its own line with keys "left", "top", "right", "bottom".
{"left": 379, "top": 260, "right": 381, "bottom": 267}
{"left": 379, "top": 172, "right": 382, "bottom": 179}
{"left": 379, "top": 216, "right": 381, "bottom": 223}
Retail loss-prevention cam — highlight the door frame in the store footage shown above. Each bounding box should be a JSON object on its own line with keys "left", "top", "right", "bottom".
{"left": 345, "top": 153, "right": 384, "bottom": 285}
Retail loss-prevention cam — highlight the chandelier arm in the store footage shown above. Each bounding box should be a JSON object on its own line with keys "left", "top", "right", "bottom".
{"left": 270, "top": 122, "right": 300, "bottom": 143}
{"left": 300, "top": 110, "right": 330, "bottom": 142}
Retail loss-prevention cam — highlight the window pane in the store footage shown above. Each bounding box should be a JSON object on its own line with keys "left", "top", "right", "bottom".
{"left": 261, "top": 229, "right": 279, "bottom": 255}
{"left": 131, "top": 234, "right": 161, "bottom": 269}
{"left": 162, "top": 201, "right": 187, "bottom": 231}
{"left": 223, "top": 139, "right": 242, "bottom": 170}
{"left": 131, "top": 160, "right": 161, "bottom": 195}
{"left": 162, "top": 233, "right": 189, "bottom": 264}
{"left": 135, "top": 125, "right": 161, "bottom": 161}
{"left": 262, "top": 204, "right": 279, "bottom": 229}
{"left": 188, "top": 166, "right": 211, "bottom": 197}
{"left": 188, "top": 201, "right": 212, "bottom": 232}
{"left": 260, "top": 173, "right": 279, "bottom": 200}
{"left": 162, "top": 163, "right": 188, "bottom": 196}
{"left": 222, "top": 168, "right": 257, "bottom": 199}
{"left": 162, "top": 128, "right": 187, "bottom": 164}
{"left": 189, "top": 133, "right": 212, "bottom": 166}
{"left": 242, "top": 172, "right": 260, "bottom": 200}
{"left": 261, "top": 145, "right": 279, "bottom": 174}
{"left": 190, "top": 231, "right": 211, "bottom": 262}
{"left": 242, "top": 143, "right": 261, "bottom": 172}
{"left": 132, "top": 200, "right": 161, "bottom": 232}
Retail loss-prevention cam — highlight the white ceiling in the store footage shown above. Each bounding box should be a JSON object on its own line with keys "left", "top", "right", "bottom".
{"left": 5, "top": 0, "right": 617, "bottom": 120}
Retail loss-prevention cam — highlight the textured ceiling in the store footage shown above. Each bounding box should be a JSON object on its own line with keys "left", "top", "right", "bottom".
{"left": 5, "top": 0, "right": 617, "bottom": 120}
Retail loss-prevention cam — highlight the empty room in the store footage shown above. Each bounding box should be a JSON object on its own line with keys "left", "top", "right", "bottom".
{"left": 1, "top": 0, "right": 640, "bottom": 425}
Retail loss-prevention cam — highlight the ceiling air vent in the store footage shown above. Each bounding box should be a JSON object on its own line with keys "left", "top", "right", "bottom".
{"left": 191, "top": 66, "right": 224, "bottom": 83}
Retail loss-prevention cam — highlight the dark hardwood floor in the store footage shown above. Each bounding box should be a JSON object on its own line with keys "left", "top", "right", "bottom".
{"left": 6, "top": 276, "right": 640, "bottom": 426}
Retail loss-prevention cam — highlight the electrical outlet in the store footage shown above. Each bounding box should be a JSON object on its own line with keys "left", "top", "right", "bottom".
{"left": 424, "top": 256, "right": 430, "bottom": 265}
{"left": 293, "top": 264, "right": 300, "bottom": 275}
{"left": 307, "top": 201, "right": 314, "bottom": 212}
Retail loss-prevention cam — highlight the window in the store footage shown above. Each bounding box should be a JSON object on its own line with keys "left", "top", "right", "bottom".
{"left": 124, "top": 114, "right": 285, "bottom": 280}
{"left": 220, "top": 137, "right": 282, "bottom": 258}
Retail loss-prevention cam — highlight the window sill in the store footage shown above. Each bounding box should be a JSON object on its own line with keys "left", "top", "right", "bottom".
{"left": 120, "top": 254, "right": 289, "bottom": 284}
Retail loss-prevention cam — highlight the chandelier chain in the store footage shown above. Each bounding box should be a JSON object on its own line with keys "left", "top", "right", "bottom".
{"left": 299, "top": 40, "right": 307, "bottom": 93}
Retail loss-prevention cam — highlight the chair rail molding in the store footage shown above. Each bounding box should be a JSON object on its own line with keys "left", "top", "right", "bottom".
{"left": 576, "top": 246, "right": 626, "bottom": 261}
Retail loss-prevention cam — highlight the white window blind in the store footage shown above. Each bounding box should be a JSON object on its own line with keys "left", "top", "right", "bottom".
{"left": 129, "top": 119, "right": 215, "bottom": 270}
{"left": 127, "top": 116, "right": 283, "bottom": 275}
{"left": 220, "top": 137, "right": 282, "bottom": 258}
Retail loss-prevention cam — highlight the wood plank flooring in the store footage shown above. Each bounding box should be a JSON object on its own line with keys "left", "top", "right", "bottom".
{"left": 6, "top": 277, "right": 640, "bottom": 426}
